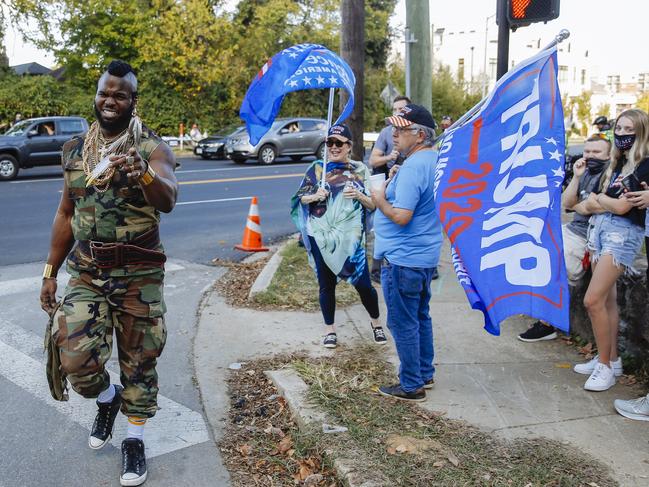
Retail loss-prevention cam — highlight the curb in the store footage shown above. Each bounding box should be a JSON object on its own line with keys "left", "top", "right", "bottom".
{"left": 248, "top": 238, "right": 293, "bottom": 298}
{"left": 265, "top": 368, "right": 389, "bottom": 487}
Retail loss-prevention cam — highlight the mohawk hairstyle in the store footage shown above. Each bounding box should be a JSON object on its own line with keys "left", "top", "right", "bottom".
{"left": 106, "top": 60, "right": 136, "bottom": 78}
{"left": 104, "top": 60, "right": 138, "bottom": 98}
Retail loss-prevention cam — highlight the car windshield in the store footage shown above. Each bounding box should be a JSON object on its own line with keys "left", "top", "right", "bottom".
{"left": 4, "top": 121, "right": 30, "bottom": 136}
{"left": 214, "top": 124, "right": 244, "bottom": 137}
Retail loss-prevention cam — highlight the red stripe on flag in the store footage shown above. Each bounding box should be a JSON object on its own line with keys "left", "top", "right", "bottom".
{"left": 469, "top": 117, "right": 483, "bottom": 163}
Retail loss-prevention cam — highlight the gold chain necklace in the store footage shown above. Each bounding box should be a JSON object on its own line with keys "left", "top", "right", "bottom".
{"left": 82, "top": 122, "right": 133, "bottom": 192}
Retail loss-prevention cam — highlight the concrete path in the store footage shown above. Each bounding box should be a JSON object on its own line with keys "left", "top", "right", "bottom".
{"left": 196, "top": 245, "right": 649, "bottom": 486}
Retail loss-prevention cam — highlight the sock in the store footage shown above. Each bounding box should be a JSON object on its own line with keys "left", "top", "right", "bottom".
{"left": 127, "top": 417, "right": 146, "bottom": 440}
{"left": 97, "top": 384, "right": 115, "bottom": 404}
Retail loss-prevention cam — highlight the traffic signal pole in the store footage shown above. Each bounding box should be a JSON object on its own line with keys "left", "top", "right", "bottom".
{"left": 496, "top": 0, "right": 510, "bottom": 80}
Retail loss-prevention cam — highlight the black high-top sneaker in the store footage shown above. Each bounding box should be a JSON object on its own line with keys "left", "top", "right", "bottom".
{"left": 88, "top": 385, "right": 124, "bottom": 450}
{"left": 120, "top": 438, "right": 147, "bottom": 486}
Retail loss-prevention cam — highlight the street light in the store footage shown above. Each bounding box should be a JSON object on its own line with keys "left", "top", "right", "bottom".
{"left": 403, "top": 27, "right": 417, "bottom": 98}
{"left": 482, "top": 12, "right": 496, "bottom": 97}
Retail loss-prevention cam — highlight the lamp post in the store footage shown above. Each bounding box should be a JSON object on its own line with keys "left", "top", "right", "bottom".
{"left": 404, "top": 27, "right": 417, "bottom": 99}
{"left": 482, "top": 12, "right": 496, "bottom": 97}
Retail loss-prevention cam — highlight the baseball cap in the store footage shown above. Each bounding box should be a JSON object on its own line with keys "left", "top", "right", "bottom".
{"left": 386, "top": 104, "right": 437, "bottom": 130}
{"left": 328, "top": 124, "right": 352, "bottom": 141}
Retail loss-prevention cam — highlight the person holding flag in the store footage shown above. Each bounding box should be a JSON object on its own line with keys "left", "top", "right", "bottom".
{"left": 291, "top": 124, "right": 385, "bottom": 349}
{"left": 371, "top": 104, "right": 443, "bottom": 402}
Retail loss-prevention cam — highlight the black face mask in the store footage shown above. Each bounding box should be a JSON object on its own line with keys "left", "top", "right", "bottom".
{"left": 614, "top": 133, "right": 635, "bottom": 151}
{"left": 585, "top": 157, "right": 608, "bottom": 174}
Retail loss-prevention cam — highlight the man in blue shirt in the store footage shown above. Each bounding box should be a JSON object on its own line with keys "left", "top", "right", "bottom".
{"left": 371, "top": 104, "right": 443, "bottom": 402}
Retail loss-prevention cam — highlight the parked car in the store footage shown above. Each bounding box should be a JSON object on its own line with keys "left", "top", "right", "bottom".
{"left": 0, "top": 116, "right": 89, "bottom": 180}
{"left": 225, "top": 117, "right": 327, "bottom": 165}
{"left": 194, "top": 125, "right": 245, "bottom": 160}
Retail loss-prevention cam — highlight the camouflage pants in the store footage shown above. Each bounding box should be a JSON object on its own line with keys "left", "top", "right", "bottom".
{"left": 53, "top": 271, "right": 167, "bottom": 418}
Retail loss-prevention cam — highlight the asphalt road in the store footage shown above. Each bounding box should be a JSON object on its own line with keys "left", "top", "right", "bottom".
{"left": 1, "top": 154, "right": 313, "bottom": 267}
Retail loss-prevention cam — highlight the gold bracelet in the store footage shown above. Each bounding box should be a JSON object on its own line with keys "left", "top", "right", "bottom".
{"left": 42, "top": 264, "right": 57, "bottom": 279}
{"left": 139, "top": 162, "right": 156, "bottom": 186}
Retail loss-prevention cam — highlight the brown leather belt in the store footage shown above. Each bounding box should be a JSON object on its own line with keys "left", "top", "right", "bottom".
{"left": 77, "top": 226, "right": 166, "bottom": 269}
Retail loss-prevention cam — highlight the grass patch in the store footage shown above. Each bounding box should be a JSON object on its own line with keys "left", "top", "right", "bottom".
{"left": 291, "top": 346, "right": 617, "bottom": 487}
{"left": 252, "top": 240, "right": 360, "bottom": 312}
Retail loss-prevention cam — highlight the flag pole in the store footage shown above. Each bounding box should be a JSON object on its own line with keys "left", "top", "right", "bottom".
{"left": 321, "top": 87, "right": 336, "bottom": 188}
{"left": 440, "top": 29, "right": 570, "bottom": 137}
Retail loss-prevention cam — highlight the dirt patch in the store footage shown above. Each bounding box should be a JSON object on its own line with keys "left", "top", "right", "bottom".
{"left": 219, "top": 356, "right": 341, "bottom": 487}
{"left": 216, "top": 241, "right": 360, "bottom": 312}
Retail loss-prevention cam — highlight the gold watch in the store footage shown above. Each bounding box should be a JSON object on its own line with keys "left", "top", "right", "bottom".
{"left": 139, "top": 161, "right": 156, "bottom": 186}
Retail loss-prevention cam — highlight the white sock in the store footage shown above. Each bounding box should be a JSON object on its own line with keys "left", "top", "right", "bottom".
{"left": 127, "top": 417, "right": 146, "bottom": 440}
{"left": 97, "top": 384, "right": 115, "bottom": 403}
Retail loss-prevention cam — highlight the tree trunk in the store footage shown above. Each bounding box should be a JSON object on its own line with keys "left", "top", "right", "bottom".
{"left": 340, "top": 0, "right": 364, "bottom": 162}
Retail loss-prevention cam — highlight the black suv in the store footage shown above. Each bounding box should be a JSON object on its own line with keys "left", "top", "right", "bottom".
{"left": 0, "top": 116, "right": 89, "bottom": 180}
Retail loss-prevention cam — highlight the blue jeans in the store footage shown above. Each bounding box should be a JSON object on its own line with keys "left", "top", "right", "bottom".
{"left": 381, "top": 261, "right": 435, "bottom": 392}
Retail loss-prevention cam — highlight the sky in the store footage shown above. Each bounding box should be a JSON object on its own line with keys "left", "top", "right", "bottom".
{"left": 3, "top": 0, "right": 649, "bottom": 80}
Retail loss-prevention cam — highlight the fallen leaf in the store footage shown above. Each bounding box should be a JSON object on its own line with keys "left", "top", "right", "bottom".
{"left": 237, "top": 444, "right": 252, "bottom": 456}
{"left": 554, "top": 362, "right": 572, "bottom": 369}
{"left": 278, "top": 436, "right": 293, "bottom": 454}
{"left": 387, "top": 447, "right": 397, "bottom": 455}
{"left": 433, "top": 460, "right": 446, "bottom": 468}
{"left": 264, "top": 426, "right": 285, "bottom": 437}
{"left": 447, "top": 452, "right": 460, "bottom": 466}
{"left": 304, "top": 473, "right": 324, "bottom": 486}
{"left": 395, "top": 444, "right": 408, "bottom": 453}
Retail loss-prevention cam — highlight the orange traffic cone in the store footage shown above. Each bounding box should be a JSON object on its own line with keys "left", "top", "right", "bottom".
{"left": 234, "top": 197, "right": 269, "bottom": 252}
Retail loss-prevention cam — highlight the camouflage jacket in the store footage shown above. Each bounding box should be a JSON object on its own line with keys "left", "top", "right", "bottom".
{"left": 62, "top": 125, "right": 166, "bottom": 277}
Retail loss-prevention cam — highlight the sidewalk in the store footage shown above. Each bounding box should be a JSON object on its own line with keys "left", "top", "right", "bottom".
{"left": 195, "top": 247, "right": 649, "bottom": 486}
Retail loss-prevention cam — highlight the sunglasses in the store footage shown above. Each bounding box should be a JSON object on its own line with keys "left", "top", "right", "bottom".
{"left": 391, "top": 126, "right": 420, "bottom": 135}
{"left": 326, "top": 138, "right": 349, "bottom": 148}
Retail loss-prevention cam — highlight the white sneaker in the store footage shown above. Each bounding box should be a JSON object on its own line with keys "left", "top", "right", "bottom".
{"left": 614, "top": 394, "right": 649, "bottom": 421}
{"left": 584, "top": 362, "right": 616, "bottom": 391}
{"left": 574, "top": 355, "right": 623, "bottom": 377}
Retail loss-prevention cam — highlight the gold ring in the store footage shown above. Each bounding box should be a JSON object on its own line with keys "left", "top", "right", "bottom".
{"left": 126, "top": 155, "right": 135, "bottom": 165}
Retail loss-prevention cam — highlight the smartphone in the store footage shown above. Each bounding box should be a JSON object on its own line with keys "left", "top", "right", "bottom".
{"left": 620, "top": 173, "right": 641, "bottom": 192}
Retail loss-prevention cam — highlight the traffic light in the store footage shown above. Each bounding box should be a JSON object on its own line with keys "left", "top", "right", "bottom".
{"left": 507, "top": 0, "right": 560, "bottom": 27}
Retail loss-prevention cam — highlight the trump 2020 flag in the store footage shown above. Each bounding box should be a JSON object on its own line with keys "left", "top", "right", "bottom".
{"left": 434, "top": 44, "right": 568, "bottom": 336}
{"left": 240, "top": 43, "right": 356, "bottom": 146}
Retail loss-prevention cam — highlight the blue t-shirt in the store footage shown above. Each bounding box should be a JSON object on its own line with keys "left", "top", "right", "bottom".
{"left": 373, "top": 149, "right": 443, "bottom": 268}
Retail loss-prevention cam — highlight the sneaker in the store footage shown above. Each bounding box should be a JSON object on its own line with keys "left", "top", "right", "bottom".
{"left": 614, "top": 394, "right": 649, "bottom": 421}
{"left": 574, "top": 355, "right": 623, "bottom": 377}
{"left": 120, "top": 438, "right": 147, "bottom": 486}
{"left": 323, "top": 333, "right": 337, "bottom": 349}
{"left": 371, "top": 325, "right": 387, "bottom": 345}
{"left": 89, "top": 385, "right": 124, "bottom": 450}
{"left": 584, "top": 362, "right": 616, "bottom": 391}
{"left": 424, "top": 378, "right": 435, "bottom": 389}
{"left": 517, "top": 321, "right": 558, "bottom": 342}
{"left": 378, "top": 384, "right": 426, "bottom": 402}
{"left": 431, "top": 267, "right": 439, "bottom": 280}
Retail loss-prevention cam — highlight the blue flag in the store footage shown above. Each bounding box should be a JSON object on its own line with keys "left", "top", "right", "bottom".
{"left": 434, "top": 45, "right": 569, "bottom": 335}
{"left": 240, "top": 43, "right": 356, "bottom": 146}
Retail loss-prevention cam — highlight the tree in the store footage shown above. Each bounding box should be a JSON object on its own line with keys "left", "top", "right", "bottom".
{"left": 570, "top": 91, "right": 592, "bottom": 137}
{"left": 341, "top": 0, "right": 364, "bottom": 160}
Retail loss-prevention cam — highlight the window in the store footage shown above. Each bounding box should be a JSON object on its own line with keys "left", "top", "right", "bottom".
{"left": 299, "top": 120, "right": 321, "bottom": 132}
{"left": 34, "top": 122, "right": 55, "bottom": 136}
{"left": 58, "top": 119, "right": 85, "bottom": 135}
{"left": 558, "top": 65, "right": 568, "bottom": 84}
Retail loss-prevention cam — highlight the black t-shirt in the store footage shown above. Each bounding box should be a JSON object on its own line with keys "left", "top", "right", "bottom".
{"left": 603, "top": 157, "right": 649, "bottom": 226}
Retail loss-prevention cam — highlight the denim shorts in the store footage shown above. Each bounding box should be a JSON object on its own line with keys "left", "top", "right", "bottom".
{"left": 587, "top": 213, "right": 644, "bottom": 271}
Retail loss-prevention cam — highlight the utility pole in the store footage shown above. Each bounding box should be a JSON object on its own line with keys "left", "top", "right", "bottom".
{"left": 405, "top": 0, "right": 432, "bottom": 112}
{"left": 340, "top": 0, "right": 364, "bottom": 161}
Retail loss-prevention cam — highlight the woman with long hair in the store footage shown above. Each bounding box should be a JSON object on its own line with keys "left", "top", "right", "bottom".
{"left": 291, "top": 124, "right": 385, "bottom": 349}
{"left": 575, "top": 109, "right": 649, "bottom": 391}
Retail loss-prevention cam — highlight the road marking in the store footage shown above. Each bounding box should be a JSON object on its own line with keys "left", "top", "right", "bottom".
{"left": 176, "top": 163, "right": 308, "bottom": 174}
{"left": 10, "top": 177, "right": 63, "bottom": 184}
{"left": 0, "top": 330, "right": 209, "bottom": 458}
{"left": 179, "top": 173, "right": 303, "bottom": 186}
{"left": 0, "top": 262, "right": 185, "bottom": 298}
{"left": 177, "top": 196, "right": 252, "bottom": 206}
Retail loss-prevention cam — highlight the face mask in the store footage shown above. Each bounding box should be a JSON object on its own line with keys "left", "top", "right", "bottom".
{"left": 585, "top": 157, "right": 608, "bottom": 174}
{"left": 614, "top": 133, "right": 635, "bottom": 151}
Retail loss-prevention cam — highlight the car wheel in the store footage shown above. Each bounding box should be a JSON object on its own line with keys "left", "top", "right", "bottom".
{"left": 0, "top": 154, "right": 19, "bottom": 181}
{"left": 232, "top": 157, "right": 246, "bottom": 164}
{"left": 258, "top": 144, "right": 277, "bottom": 165}
{"left": 200, "top": 154, "right": 209, "bottom": 160}
{"left": 316, "top": 143, "right": 325, "bottom": 160}
{"left": 290, "top": 155, "right": 303, "bottom": 162}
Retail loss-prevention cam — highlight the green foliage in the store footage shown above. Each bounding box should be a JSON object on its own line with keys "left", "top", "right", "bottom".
{"left": 431, "top": 65, "right": 482, "bottom": 124}
{"left": 569, "top": 91, "right": 592, "bottom": 137}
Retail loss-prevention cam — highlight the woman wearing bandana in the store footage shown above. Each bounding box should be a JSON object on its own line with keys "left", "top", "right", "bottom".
{"left": 574, "top": 109, "right": 649, "bottom": 391}
{"left": 291, "top": 124, "right": 385, "bottom": 349}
